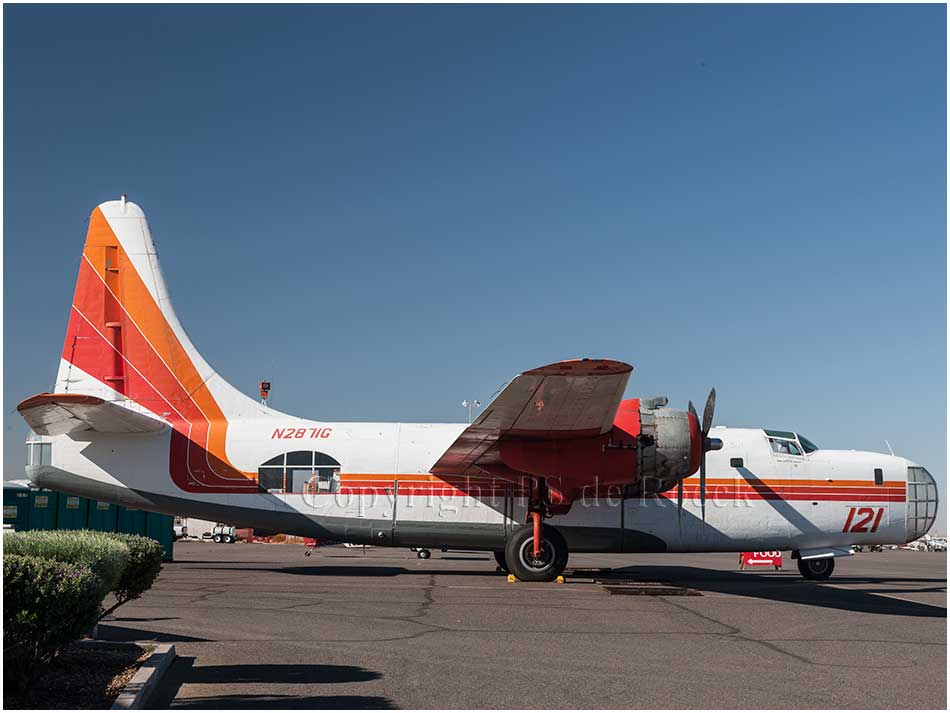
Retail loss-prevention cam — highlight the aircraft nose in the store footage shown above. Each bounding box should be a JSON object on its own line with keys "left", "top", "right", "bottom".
{"left": 906, "top": 465, "right": 939, "bottom": 541}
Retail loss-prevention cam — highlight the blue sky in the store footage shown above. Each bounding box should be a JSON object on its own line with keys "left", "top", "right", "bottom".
{"left": 4, "top": 5, "right": 946, "bottom": 511}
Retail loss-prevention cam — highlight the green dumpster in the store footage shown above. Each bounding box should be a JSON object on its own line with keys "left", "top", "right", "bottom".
{"left": 56, "top": 494, "right": 88, "bottom": 530}
{"left": 28, "top": 489, "right": 59, "bottom": 530}
{"left": 3, "top": 482, "right": 32, "bottom": 531}
{"left": 86, "top": 500, "right": 118, "bottom": 532}
{"left": 146, "top": 512, "right": 175, "bottom": 561}
{"left": 116, "top": 506, "right": 147, "bottom": 536}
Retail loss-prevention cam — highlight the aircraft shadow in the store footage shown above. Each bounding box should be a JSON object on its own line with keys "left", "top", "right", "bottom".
{"left": 608, "top": 564, "right": 947, "bottom": 618}
{"left": 175, "top": 561, "right": 945, "bottom": 617}
{"left": 192, "top": 565, "right": 491, "bottom": 577}
{"left": 97, "top": 623, "right": 212, "bottom": 643}
{"left": 149, "top": 657, "right": 395, "bottom": 710}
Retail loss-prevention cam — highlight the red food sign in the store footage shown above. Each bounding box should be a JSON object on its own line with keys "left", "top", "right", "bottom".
{"left": 740, "top": 551, "right": 783, "bottom": 569}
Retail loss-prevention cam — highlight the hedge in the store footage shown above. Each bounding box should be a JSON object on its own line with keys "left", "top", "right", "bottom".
{"left": 3, "top": 554, "right": 103, "bottom": 694}
{"left": 102, "top": 533, "right": 164, "bottom": 616}
{"left": 4, "top": 530, "right": 130, "bottom": 602}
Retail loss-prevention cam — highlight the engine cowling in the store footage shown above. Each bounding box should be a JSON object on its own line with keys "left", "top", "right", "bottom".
{"left": 610, "top": 397, "right": 702, "bottom": 497}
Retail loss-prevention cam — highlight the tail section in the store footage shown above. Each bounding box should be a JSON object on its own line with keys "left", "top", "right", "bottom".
{"left": 50, "top": 197, "right": 262, "bottom": 491}
{"left": 58, "top": 197, "right": 214, "bottom": 403}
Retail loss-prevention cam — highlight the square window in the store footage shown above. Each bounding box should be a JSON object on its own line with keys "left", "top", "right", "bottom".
{"left": 258, "top": 468, "right": 284, "bottom": 492}
{"left": 286, "top": 451, "right": 313, "bottom": 466}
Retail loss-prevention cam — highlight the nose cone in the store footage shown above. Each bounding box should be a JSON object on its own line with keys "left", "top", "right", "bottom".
{"left": 906, "top": 464, "right": 939, "bottom": 541}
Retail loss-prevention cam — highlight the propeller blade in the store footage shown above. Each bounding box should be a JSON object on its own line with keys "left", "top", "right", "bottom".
{"left": 677, "top": 479, "right": 683, "bottom": 524}
{"left": 700, "top": 451, "right": 706, "bottom": 522}
{"left": 701, "top": 387, "right": 716, "bottom": 435}
{"left": 688, "top": 400, "right": 698, "bottom": 421}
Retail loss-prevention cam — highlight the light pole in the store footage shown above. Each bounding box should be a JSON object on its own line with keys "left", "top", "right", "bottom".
{"left": 462, "top": 399, "right": 481, "bottom": 423}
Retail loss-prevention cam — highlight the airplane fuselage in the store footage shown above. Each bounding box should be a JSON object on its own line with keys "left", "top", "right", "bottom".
{"left": 26, "top": 418, "right": 936, "bottom": 555}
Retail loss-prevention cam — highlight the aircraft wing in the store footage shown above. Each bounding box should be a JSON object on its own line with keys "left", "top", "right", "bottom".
{"left": 430, "top": 359, "right": 632, "bottom": 476}
{"left": 18, "top": 393, "right": 168, "bottom": 436}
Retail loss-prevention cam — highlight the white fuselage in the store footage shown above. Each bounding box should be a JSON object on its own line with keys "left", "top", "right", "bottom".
{"left": 26, "top": 420, "right": 936, "bottom": 554}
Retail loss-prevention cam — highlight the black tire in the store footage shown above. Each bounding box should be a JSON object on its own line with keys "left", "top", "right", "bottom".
{"left": 504, "top": 524, "right": 569, "bottom": 582}
{"left": 212, "top": 534, "right": 222, "bottom": 544}
{"left": 493, "top": 550, "right": 509, "bottom": 573}
{"left": 797, "top": 556, "right": 835, "bottom": 580}
{"left": 417, "top": 549, "right": 431, "bottom": 560}
{"left": 224, "top": 535, "right": 234, "bottom": 544}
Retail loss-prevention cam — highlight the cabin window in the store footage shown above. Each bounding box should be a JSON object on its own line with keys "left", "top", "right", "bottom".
{"left": 25, "top": 442, "right": 51, "bottom": 467}
{"left": 874, "top": 468, "right": 883, "bottom": 486}
{"left": 797, "top": 434, "right": 819, "bottom": 453}
{"left": 257, "top": 451, "right": 341, "bottom": 494}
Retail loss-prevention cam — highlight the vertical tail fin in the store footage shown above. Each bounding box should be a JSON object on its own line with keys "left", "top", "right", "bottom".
{"left": 54, "top": 198, "right": 261, "bottom": 492}
{"left": 57, "top": 197, "right": 251, "bottom": 413}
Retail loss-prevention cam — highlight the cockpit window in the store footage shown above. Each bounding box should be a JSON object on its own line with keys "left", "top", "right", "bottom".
{"left": 765, "top": 429, "right": 797, "bottom": 440}
{"left": 769, "top": 438, "right": 802, "bottom": 456}
{"left": 797, "top": 434, "right": 819, "bottom": 453}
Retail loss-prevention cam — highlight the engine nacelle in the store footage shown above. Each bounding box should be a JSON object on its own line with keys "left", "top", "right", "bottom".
{"left": 611, "top": 397, "right": 701, "bottom": 496}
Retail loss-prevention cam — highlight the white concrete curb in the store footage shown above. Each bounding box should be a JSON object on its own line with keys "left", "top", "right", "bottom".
{"left": 111, "top": 643, "right": 176, "bottom": 709}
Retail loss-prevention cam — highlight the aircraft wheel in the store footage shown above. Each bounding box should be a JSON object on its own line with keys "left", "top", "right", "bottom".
{"left": 417, "top": 549, "right": 431, "bottom": 560}
{"left": 212, "top": 534, "right": 223, "bottom": 544}
{"left": 797, "top": 556, "right": 835, "bottom": 581}
{"left": 493, "top": 550, "right": 509, "bottom": 573}
{"left": 505, "top": 524, "right": 568, "bottom": 582}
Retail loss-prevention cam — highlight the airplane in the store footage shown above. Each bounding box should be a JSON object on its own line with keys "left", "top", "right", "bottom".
{"left": 19, "top": 197, "right": 939, "bottom": 582}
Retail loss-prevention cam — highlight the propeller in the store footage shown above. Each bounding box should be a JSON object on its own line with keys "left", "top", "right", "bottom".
{"left": 680, "top": 389, "right": 723, "bottom": 523}
{"left": 697, "top": 388, "right": 723, "bottom": 521}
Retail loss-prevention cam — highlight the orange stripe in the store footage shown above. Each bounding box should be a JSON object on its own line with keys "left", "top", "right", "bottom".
{"left": 75, "top": 208, "right": 251, "bottom": 484}
{"left": 703, "top": 477, "right": 904, "bottom": 488}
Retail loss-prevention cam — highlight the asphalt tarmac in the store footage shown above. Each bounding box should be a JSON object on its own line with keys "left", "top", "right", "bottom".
{"left": 99, "top": 542, "right": 946, "bottom": 709}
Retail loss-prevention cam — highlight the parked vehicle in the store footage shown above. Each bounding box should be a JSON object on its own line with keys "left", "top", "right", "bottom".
{"left": 211, "top": 525, "right": 237, "bottom": 544}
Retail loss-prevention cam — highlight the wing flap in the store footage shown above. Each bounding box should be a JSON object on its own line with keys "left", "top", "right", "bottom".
{"left": 18, "top": 393, "right": 167, "bottom": 436}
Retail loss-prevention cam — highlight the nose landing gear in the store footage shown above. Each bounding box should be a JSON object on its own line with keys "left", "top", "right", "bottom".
{"left": 797, "top": 556, "right": 835, "bottom": 580}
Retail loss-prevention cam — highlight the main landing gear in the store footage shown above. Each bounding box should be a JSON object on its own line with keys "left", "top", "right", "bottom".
{"left": 504, "top": 477, "right": 570, "bottom": 582}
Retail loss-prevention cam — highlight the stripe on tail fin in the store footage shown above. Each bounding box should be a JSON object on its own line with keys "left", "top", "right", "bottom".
{"left": 51, "top": 199, "right": 260, "bottom": 492}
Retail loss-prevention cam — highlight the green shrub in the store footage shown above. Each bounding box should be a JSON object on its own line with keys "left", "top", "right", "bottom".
{"left": 3, "top": 554, "right": 103, "bottom": 694}
{"left": 4, "top": 530, "right": 129, "bottom": 601}
{"left": 102, "top": 533, "right": 163, "bottom": 615}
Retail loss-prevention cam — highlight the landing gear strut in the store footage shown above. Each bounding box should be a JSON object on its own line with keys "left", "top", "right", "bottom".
{"left": 504, "top": 477, "right": 569, "bottom": 582}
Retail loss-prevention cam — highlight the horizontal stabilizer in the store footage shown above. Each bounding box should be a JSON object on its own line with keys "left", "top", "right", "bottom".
{"left": 18, "top": 393, "right": 167, "bottom": 436}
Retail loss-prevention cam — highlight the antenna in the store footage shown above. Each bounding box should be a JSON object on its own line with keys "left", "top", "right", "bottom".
{"left": 884, "top": 439, "right": 894, "bottom": 456}
{"left": 462, "top": 399, "right": 481, "bottom": 423}
{"left": 259, "top": 380, "right": 271, "bottom": 406}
